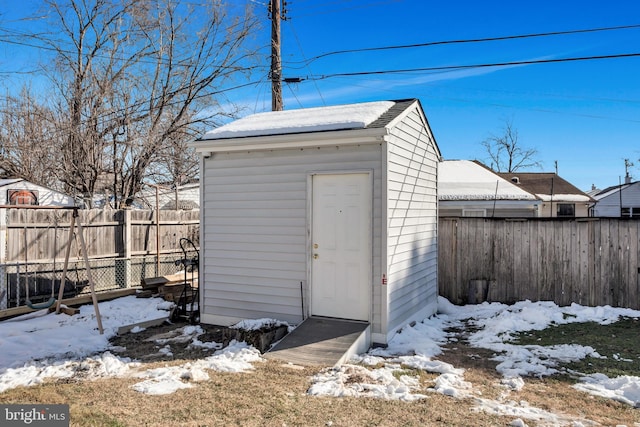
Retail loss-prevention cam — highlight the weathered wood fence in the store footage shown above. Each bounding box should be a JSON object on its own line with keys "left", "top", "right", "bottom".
{"left": 0, "top": 208, "right": 199, "bottom": 308}
{"left": 439, "top": 217, "right": 640, "bottom": 309}
{"left": 2, "top": 208, "right": 199, "bottom": 262}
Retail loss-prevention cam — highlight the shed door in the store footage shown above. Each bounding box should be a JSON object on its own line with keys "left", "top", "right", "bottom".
{"left": 311, "top": 173, "right": 371, "bottom": 321}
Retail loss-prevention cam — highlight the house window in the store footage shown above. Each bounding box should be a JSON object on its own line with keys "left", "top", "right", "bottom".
{"left": 462, "top": 209, "right": 486, "bottom": 217}
{"left": 557, "top": 203, "right": 575, "bottom": 217}
{"left": 8, "top": 189, "right": 39, "bottom": 206}
{"left": 621, "top": 207, "right": 640, "bottom": 218}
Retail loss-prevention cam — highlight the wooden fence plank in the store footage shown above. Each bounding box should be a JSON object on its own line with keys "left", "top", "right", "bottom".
{"left": 575, "top": 221, "right": 589, "bottom": 305}
{"left": 561, "top": 221, "right": 573, "bottom": 306}
{"left": 628, "top": 221, "right": 637, "bottom": 307}
{"left": 512, "top": 221, "right": 523, "bottom": 302}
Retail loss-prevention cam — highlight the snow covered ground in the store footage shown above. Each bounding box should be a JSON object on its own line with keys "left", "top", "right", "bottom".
{"left": 314, "top": 297, "right": 640, "bottom": 425}
{"left": 0, "top": 297, "right": 262, "bottom": 395}
{"left": 1, "top": 295, "right": 640, "bottom": 426}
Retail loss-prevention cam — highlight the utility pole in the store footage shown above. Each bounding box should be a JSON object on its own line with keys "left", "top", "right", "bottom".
{"left": 269, "top": 0, "right": 286, "bottom": 111}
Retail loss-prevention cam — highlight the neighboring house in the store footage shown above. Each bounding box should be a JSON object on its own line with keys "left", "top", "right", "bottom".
{"left": 438, "top": 160, "right": 540, "bottom": 217}
{"left": 496, "top": 172, "right": 593, "bottom": 217}
{"left": 0, "top": 180, "right": 75, "bottom": 264}
{"left": 137, "top": 182, "right": 200, "bottom": 210}
{"left": 191, "top": 99, "right": 441, "bottom": 348}
{"left": 590, "top": 180, "right": 640, "bottom": 217}
{"left": 0, "top": 179, "right": 75, "bottom": 207}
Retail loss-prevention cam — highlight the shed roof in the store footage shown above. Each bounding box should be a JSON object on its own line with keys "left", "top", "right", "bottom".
{"left": 496, "top": 172, "right": 593, "bottom": 202}
{"left": 439, "top": 160, "right": 537, "bottom": 200}
{"left": 199, "top": 99, "right": 417, "bottom": 141}
{"left": 193, "top": 99, "right": 439, "bottom": 157}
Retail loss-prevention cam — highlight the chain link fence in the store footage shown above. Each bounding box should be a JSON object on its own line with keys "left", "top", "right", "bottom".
{"left": 1, "top": 253, "right": 190, "bottom": 309}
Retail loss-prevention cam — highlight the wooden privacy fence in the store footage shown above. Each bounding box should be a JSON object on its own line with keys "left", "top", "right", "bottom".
{"left": 0, "top": 208, "right": 199, "bottom": 308}
{"left": 2, "top": 208, "right": 199, "bottom": 262}
{"left": 439, "top": 217, "right": 640, "bottom": 309}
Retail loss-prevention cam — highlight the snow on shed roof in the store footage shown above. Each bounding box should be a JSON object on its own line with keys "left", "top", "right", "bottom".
{"left": 200, "top": 100, "right": 397, "bottom": 140}
{"left": 439, "top": 160, "right": 537, "bottom": 201}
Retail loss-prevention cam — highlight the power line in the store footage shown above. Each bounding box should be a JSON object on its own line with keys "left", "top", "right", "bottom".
{"left": 284, "top": 24, "right": 640, "bottom": 67}
{"left": 289, "top": 52, "right": 640, "bottom": 81}
{"left": 284, "top": 19, "right": 326, "bottom": 106}
{"left": 318, "top": 75, "right": 640, "bottom": 123}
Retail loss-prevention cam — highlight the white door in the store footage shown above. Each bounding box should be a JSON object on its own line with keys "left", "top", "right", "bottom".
{"left": 311, "top": 173, "right": 371, "bottom": 321}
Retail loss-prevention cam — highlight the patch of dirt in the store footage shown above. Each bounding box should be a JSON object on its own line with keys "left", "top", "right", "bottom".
{"left": 436, "top": 324, "right": 502, "bottom": 380}
{"left": 108, "top": 319, "right": 227, "bottom": 361}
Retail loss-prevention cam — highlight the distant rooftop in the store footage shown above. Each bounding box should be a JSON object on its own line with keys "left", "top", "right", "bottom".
{"left": 591, "top": 181, "right": 640, "bottom": 200}
{"left": 438, "top": 160, "right": 536, "bottom": 200}
{"left": 496, "top": 172, "right": 593, "bottom": 202}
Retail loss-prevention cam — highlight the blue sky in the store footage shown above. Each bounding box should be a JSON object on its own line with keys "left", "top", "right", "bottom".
{"left": 2, "top": 0, "right": 639, "bottom": 191}
{"left": 264, "top": 0, "right": 640, "bottom": 192}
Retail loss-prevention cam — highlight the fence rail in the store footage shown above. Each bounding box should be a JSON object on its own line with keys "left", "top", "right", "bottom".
{"left": 1, "top": 208, "right": 200, "bottom": 309}
{"left": 438, "top": 217, "right": 640, "bottom": 309}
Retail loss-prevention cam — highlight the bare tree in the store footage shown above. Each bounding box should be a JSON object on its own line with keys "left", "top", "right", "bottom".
{"left": 0, "top": 87, "right": 62, "bottom": 187}
{"left": 481, "top": 119, "right": 542, "bottom": 173}
{"left": 37, "top": 0, "right": 260, "bottom": 207}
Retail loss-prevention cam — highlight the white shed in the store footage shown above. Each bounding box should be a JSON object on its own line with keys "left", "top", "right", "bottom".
{"left": 191, "top": 99, "right": 441, "bottom": 347}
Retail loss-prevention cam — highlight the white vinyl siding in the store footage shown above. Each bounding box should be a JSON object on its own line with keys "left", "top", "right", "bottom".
{"left": 592, "top": 182, "right": 640, "bottom": 217}
{"left": 384, "top": 108, "right": 439, "bottom": 334}
{"left": 201, "top": 144, "right": 383, "bottom": 327}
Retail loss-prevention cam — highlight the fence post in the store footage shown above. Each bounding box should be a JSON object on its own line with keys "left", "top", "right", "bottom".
{"left": 0, "top": 208, "right": 6, "bottom": 309}
{"left": 116, "top": 210, "right": 133, "bottom": 288}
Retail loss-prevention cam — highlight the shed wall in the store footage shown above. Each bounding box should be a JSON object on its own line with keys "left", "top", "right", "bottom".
{"left": 385, "top": 108, "right": 439, "bottom": 337}
{"left": 201, "top": 144, "right": 384, "bottom": 330}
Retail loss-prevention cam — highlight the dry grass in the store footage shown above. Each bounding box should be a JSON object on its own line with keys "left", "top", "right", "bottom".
{"left": 1, "top": 357, "right": 639, "bottom": 426}
{"left": 520, "top": 377, "right": 639, "bottom": 426}
{"left": 2, "top": 320, "right": 640, "bottom": 426}
{"left": 0, "top": 360, "right": 507, "bottom": 427}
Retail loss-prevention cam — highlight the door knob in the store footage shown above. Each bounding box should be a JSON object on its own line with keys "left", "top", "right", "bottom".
{"left": 313, "top": 253, "right": 319, "bottom": 259}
